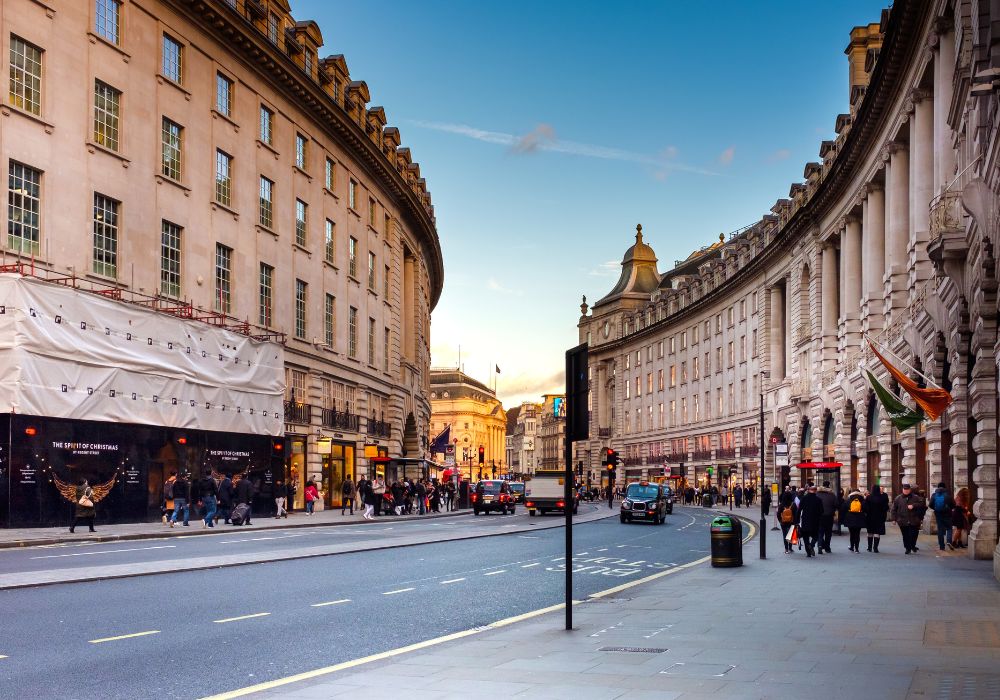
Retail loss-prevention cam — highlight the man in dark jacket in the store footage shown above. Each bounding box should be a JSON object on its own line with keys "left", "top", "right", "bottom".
{"left": 274, "top": 479, "right": 288, "bottom": 518}
{"left": 930, "top": 482, "right": 956, "bottom": 550}
{"left": 891, "top": 483, "right": 927, "bottom": 554}
{"left": 797, "top": 485, "right": 824, "bottom": 557}
{"left": 169, "top": 472, "right": 190, "bottom": 527}
{"left": 217, "top": 473, "right": 234, "bottom": 524}
{"left": 233, "top": 474, "right": 255, "bottom": 525}
{"left": 816, "top": 481, "right": 838, "bottom": 553}
{"left": 761, "top": 485, "right": 772, "bottom": 516}
{"left": 194, "top": 471, "right": 219, "bottom": 528}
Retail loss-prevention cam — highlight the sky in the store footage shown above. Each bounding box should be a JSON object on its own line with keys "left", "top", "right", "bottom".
{"left": 297, "top": 0, "right": 883, "bottom": 409}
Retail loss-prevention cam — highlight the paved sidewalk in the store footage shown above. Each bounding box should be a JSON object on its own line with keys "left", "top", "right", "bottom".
{"left": 0, "top": 505, "right": 470, "bottom": 549}
{"left": 239, "top": 506, "right": 1000, "bottom": 700}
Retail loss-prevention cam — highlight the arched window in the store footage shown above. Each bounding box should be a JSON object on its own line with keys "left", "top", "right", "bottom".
{"left": 801, "top": 420, "right": 813, "bottom": 461}
{"left": 867, "top": 395, "right": 880, "bottom": 436}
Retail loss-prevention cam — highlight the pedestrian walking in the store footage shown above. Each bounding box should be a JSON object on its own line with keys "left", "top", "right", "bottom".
{"left": 777, "top": 487, "right": 797, "bottom": 553}
{"left": 762, "top": 484, "right": 772, "bottom": 517}
{"left": 217, "top": 472, "right": 234, "bottom": 524}
{"left": 371, "top": 476, "right": 386, "bottom": 516}
{"left": 890, "top": 483, "right": 926, "bottom": 554}
{"left": 232, "top": 473, "right": 255, "bottom": 525}
{"left": 69, "top": 478, "right": 97, "bottom": 533}
{"left": 734, "top": 484, "right": 744, "bottom": 508}
{"left": 415, "top": 479, "right": 427, "bottom": 515}
{"left": 274, "top": 479, "right": 288, "bottom": 518}
{"left": 162, "top": 471, "right": 177, "bottom": 524}
{"left": 341, "top": 475, "right": 355, "bottom": 515}
{"left": 816, "top": 480, "right": 837, "bottom": 553}
{"left": 169, "top": 471, "right": 191, "bottom": 527}
{"left": 951, "top": 487, "right": 970, "bottom": 549}
{"left": 194, "top": 470, "right": 219, "bottom": 528}
{"left": 797, "top": 485, "right": 823, "bottom": 557}
{"left": 362, "top": 478, "right": 378, "bottom": 519}
{"left": 842, "top": 489, "right": 866, "bottom": 552}
{"left": 304, "top": 479, "right": 319, "bottom": 515}
{"left": 864, "top": 485, "right": 889, "bottom": 552}
{"left": 929, "top": 482, "right": 955, "bottom": 550}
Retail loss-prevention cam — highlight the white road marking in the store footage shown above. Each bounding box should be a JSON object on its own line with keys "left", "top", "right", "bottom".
{"left": 517, "top": 535, "right": 538, "bottom": 539}
{"left": 310, "top": 599, "right": 351, "bottom": 607}
{"left": 440, "top": 578, "right": 465, "bottom": 584}
{"left": 88, "top": 630, "right": 160, "bottom": 644}
{"left": 382, "top": 588, "right": 415, "bottom": 595}
{"left": 484, "top": 570, "right": 506, "bottom": 576}
{"left": 596, "top": 548, "right": 608, "bottom": 552}
{"left": 31, "top": 545, "right": 176, "bottom": 559}
{"left": 214, "top": 613, "right": 271, "bottom": 623}
{"left": 521, "top": 563, "right": 541, "bottom": 568}
{"left": 575, "top": 551, "right": 589, "bottom": 555}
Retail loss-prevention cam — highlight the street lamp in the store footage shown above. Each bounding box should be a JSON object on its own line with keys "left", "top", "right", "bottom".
{"left": 759, "top": 370, "right": 769, "bottom": 559}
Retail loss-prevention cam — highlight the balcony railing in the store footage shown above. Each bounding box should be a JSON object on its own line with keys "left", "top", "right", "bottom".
{"left": 717, "top": 447, "right": 736, "bottom": 459}
{"left": 622, "top": 456, "right": 644, "bottom": 466}
{"left": 692, "top": 449, "right": 712, "bottom": 461}
{"left": 320, "top": 407, "right": 360, "bottom": 432}
{"left": 284, "top": 401, "right": 312, "bottom": 425}
{"left": 665, "top": 452, "right": 687, "bottom": 462}
{"left": 741, "top": 444, "right": 760, "bottom": 458}
{"left": 366, "top": 417, "right": 391, "bottom": 438}
{"left": 598, "top": 427, "right": 612, "bottom": 438}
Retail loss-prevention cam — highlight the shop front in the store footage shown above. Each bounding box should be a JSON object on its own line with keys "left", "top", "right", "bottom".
{"left": 316, "top": 438, "right": 356, "bottom": 509}
{"left": 285, "top": 434, "right": 308, "bottom": 510}
{"left": 0, "top": 413, "right": 281, "bottom": 528}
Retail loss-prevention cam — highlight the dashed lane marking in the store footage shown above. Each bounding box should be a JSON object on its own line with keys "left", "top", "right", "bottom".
{"left": 214, "top": 613, "right": 271, "bottom": 623}
{"left": 310, "top": 599, "right": 351, "bottom": 607}
{"left": 521, "top": 563, "right": 540, "bottom": 568}
{"left": 30, "top": 545, "right": 177, "bottom": 559}
{"left": 484, "top": 570, "right": 506, "bottom": 576}
{"left": 382, "top": 587, "right": 415, "bottom": 595}
{"left": 440, "top": 578, "right": 465, "bottom": 585}
{"left": 89, "top": 630, "right": 160, "bottom": 644}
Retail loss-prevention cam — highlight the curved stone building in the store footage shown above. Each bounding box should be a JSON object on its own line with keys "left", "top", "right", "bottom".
{"left": 579, "top": 1, "right": 1000, "bottom": 576}
{"left": 2, "top": 0, "right": 442, "bottom": 519}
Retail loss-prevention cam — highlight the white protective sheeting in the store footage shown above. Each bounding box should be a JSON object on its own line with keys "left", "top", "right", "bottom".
{"left": 0, "top": 274, "right": 285, "bottom": 435}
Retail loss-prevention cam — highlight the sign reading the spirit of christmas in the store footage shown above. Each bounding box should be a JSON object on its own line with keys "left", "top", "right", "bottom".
{"left": 51, "top": 441, "right": 120, "bottom": 456}
{"left": 208, "top": 449, "right": 251, "bottom": 462}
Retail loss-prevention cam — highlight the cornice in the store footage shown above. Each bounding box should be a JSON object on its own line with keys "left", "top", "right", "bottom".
{"left": 173, "top": 0, "right": 444, "bottom": 310}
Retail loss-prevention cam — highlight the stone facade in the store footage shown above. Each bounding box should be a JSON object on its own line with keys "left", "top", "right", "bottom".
{"left": 1, "top": 0, "right": 443, "bottom": 503}
{"left": 429, "top": 369, "right": 506, "bottom": 480}
{"left": 578, "top": 1, "right": 1000, "bottom": 579}
{"left": 505, "top": 401, "right": 541, "bottom": 477}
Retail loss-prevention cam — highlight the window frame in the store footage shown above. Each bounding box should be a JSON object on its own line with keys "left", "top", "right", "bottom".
{"left": 161, "top": 34, "right": 183, "bottom": 84}
{"left": 92, "top": 192, "right": 119, "bottom": 278}
{"left": 160, "top": 219, "right": 182, "bottom": 298}
{"left": 9, "top": 35, "right": 43, "bottom": 116}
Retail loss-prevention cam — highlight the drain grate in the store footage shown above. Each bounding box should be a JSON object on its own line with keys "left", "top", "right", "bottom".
{"left": 598, "top": 646, "right": 668, "bottom": 653}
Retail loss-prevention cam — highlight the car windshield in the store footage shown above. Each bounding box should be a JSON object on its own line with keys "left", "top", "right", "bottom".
{"left": 626, "top": 484, "right": 659, "bottom": 500}
{"left": 509, "top": 484, "right": 524, "bottom": 494}
{"left": 478, "top": 481, "right": 503, "bottom": 494}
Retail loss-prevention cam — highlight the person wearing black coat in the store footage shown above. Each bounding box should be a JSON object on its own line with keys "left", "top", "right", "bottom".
{"left": 841, "top": 490, "right": 867, "bottom": 552}
{"left": 233, "top": 474, "right": 255, "bottom": 525}
{"left": 797, "top": 486, "right": 824, "bottom": 557}
{"left": 761, "top": 486, "right": 772, "bottom": 517}
{"left": 217, "top": 473, "right": 234, "bottom": 524}
{"left": 864, "top": 485, "right": 890, "bottom": 552}
{"left": 777, "top": 488, "right": 798, "bottom": 553}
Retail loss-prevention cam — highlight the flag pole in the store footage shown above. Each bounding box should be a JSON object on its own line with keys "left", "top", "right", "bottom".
{"left": 863, "top": 334, "right": 942, "bottom": 389}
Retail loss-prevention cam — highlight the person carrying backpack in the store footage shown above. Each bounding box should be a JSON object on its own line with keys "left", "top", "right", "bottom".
{"left": 841, "top": 489, "right": 867, "bottom": 552}
{"left": 930, "top": 482, "right": 956, "bottom": 551}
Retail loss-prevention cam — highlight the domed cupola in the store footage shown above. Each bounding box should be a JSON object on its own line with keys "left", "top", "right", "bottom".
{"left": 593, "top": 224, "right": 661, "bottom": 310}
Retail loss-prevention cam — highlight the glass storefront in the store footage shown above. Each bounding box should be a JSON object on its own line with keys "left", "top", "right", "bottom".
{"left": 320, "top": 442, "right": 355, "bottom": 509}
{"left": 286, "top": 436, "right": 307, "bottom": 510}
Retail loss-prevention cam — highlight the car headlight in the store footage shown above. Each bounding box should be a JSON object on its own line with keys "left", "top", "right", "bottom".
{"left": 622, "top": 499, "right": 632, "bottom": 508}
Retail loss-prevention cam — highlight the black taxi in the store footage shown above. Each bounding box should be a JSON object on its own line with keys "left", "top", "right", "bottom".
{"left": 471, "top": 480, "right": 515, "bottom": 515}
{"left": 620, "top": 481, "right": 669, "bottom": 525}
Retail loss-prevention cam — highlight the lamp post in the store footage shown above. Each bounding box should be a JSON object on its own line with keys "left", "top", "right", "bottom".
{"left": 759, "top": 370, "right": 769, "bottom": 559}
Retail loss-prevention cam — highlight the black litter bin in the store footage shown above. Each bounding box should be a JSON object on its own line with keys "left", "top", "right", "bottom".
{"left": 701, "top": 492, "right": 713, "bottom": 508}
{"left": 710, "top": 516, "right": 743, "bottom": 567}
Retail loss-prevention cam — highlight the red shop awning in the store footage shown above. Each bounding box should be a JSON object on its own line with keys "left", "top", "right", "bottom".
{"left": 795, "top": 461, "right": 843, "bottom": 470}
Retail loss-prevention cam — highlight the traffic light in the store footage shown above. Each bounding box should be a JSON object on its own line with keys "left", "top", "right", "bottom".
{"left": 478, "top": 445, "right": 485, "bottom": 465}
{"left": 602, "top": 448, "right": 617, "bottom": 467}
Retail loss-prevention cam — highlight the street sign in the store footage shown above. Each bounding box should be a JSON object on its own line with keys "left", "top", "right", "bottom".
{"left": 776, "top": 455, "right": 789, "bottom": 467}
{"left": 770, "top": 436, "right": 779, "bottom": 445}
{"left": 775, "top": 443, "right": 789, "bottom": 455}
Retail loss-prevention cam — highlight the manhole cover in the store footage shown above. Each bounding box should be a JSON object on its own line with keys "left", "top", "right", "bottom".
{"left": 598, "top": 646, "right": 668, "bottom": 654}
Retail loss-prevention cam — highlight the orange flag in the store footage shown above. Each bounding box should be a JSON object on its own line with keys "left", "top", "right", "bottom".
{"left": 868, "top": 342, "right": 953, "bottom": 420}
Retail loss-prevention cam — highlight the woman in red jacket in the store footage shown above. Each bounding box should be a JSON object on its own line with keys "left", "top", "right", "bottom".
{"left": 304, "top": 479, "right": 319, "bottom": 515}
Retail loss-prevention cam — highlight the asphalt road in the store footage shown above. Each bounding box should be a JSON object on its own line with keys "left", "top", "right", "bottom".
{"left": 0, "top": 503, "right": 605, "bottom": 577}
{"left": 0, "top": 507, "right": 726, "bottom": 700}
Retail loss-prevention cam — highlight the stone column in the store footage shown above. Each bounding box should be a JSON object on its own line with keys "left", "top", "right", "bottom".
{"left": 862, "top": 182, "right": 885, "bottom": 333}
{"left": 885, "top": 142, "right": 910, "bottom": 315}
{"left": 933, "top": 28, "right": 956, "bottom": 195}
{"left": 821, "top": 243, "right": 838, "bottom": 367}
{"left": 909, "top": 89, "right": 934, "bottom": 288}
{"left": 769, "top": 286, "right": 785, "bottom": 379}
{"left": 841, "top": 215, "right": 863, "bottom": 349}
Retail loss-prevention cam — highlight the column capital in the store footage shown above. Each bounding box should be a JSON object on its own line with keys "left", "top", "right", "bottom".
{"left": 844, "top": 212, "right": 862, "bottom": 226}
{"left": 886, "top": 139, "right": 908, "bottom": 156}
{"left": 864, "top": 180, "right": 884, "bottom": 195}
{"left": 910, "top": 87, "right": 933, "bottom": 104}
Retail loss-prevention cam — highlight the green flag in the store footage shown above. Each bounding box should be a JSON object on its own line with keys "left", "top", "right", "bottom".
{"left": 865, "top": 369, "right": 924, "bottom": 432}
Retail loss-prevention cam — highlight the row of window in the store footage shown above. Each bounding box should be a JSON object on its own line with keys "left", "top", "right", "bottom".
{"left": 622, "top": 378, "right": 759, "bottom": 434}
{"left": 621, "top": 292, "right": 760, "bottom": 341}
{"left": 624, "top": 333, "right": 759, "bottom": 387}
{"left": 285, "top": 370, "right": 387, "bottom": 419}
{"left": 626, "top": 429, "right": 758, "bottom": 460}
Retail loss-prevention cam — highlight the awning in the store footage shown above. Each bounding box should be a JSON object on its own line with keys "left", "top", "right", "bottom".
{"left": 795, "top": 461, "right": 843, "bottom": 470}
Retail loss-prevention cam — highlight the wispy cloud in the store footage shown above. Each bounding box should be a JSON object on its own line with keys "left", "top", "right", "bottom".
{"left": 409, "top": 120, "right": 719, "bottom": 176}
{"left": 587, "top": 260, "right": 621, "bottom": 277}
{"left": 487, "top": 277, "right": 522, "bottom": 295}
{"left": 718, "top": 146, "right": 735, "bottom": 166}
{"left": 767, "top": 148, "right": 791, "bottom": 162}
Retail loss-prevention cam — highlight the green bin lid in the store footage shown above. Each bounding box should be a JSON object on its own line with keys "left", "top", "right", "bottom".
{"left": 712, "top": 516, "right": 733, "bottom": 526}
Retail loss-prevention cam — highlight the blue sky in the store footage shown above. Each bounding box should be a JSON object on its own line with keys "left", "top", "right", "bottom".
{"left": 297, "top": 1, "right": 883, "bottom": 407}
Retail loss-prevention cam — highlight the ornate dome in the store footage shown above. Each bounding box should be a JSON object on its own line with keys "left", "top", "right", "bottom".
{"left": 593, "top": 224, "right": 660, "bottom": 310}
